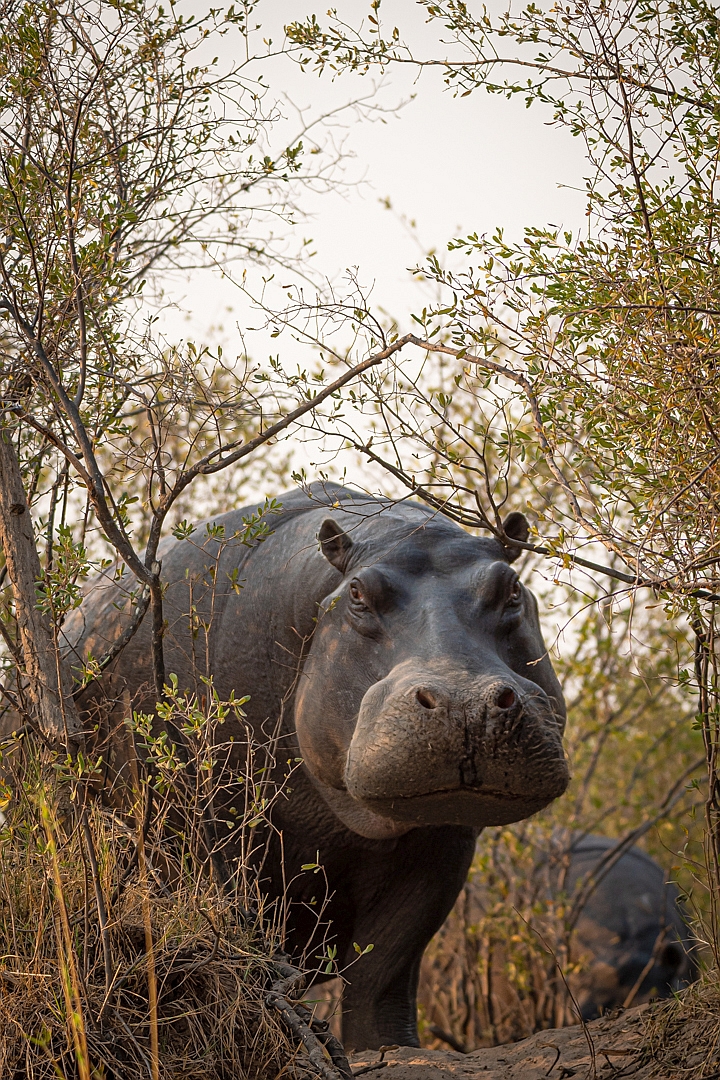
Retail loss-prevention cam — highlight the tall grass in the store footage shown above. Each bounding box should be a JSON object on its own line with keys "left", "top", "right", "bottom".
{"left": 0, "top": 679, "right": 311, "bottom": 1080}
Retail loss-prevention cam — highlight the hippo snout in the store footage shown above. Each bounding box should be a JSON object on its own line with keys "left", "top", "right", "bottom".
{"left": 414, "top": 679, "right": 522, "bottom": 718}
{"left": 343, "top": 663, "right": 569, "bottom": 829}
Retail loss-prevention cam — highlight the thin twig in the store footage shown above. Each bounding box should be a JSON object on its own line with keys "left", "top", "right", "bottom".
{"left": 80, "top": 809, "right": 113, "bottom": 1000}
{"left": 267, "top": 959, "right": 352, "bottom": 1080}
{"left": 71, "top": 587, "right": 150, "bottom": 699}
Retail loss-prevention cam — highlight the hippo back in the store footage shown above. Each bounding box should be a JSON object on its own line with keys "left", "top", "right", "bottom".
{"left": 63, "top": 483, "right": 416, "bottom": 741}
{"left": 64, "top": 483, "right": 361, "bottom": 715}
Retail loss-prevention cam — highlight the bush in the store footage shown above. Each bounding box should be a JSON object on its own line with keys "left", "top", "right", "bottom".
{"left": 0, "top": 680, "right": 327, "bottom": 1080}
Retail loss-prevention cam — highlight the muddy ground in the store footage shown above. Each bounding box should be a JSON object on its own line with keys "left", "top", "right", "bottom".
{"left": 348, "top": 1003, "right": 704, "bottom": 1079}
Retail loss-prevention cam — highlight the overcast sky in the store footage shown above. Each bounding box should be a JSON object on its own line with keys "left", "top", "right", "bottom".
{"left": 163, "top": 1, "right": 588, "bottom": 349}
{"left": 154, "top": 2, "right": 599, "bottom": 640}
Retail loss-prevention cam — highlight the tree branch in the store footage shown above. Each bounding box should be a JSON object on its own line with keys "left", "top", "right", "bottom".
{"left": 0, "top": 427, "right": 83, "bottom": 746}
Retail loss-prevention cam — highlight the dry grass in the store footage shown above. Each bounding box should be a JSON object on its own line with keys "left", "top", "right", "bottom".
{"left": 418, "top": 825, "right": 580, "bottom": 1051}
{"left": 0, "top": 803, "right": 299, "bottom": 1079}
{"left": 0, "top": 683, "right": 321, "bottom": 1080}
{"left": 641, "top": 972, "right": 720, "bottom": 1079}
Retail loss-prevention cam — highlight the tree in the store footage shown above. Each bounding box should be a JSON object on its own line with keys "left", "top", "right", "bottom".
{"left": 0, "top": 0, "right": 398, "bottom": 746}
{"left": 0, "top": 5, "right": 382, "bottom": 1075}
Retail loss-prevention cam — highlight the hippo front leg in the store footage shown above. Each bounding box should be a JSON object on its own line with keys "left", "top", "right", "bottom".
{"left": 339, "top": 825, "right": 477, "bottom": 1052}
{"left": 341, "top": 949, "right": 422, "bottom": 1051}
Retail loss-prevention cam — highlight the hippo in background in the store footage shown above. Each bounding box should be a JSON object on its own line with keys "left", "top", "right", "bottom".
{"left": 419, "top": 833, "right": 698, "bottom": 1051}
{"left": 565, "top": 834, "right": 697, "bottom": 1020}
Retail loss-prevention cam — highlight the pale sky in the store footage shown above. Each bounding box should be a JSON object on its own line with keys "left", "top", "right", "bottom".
{"left": 153, "top": 2, "right": 609, "bottom": 648}
{"left": 163, "top": 0, "right": 588, "bottom": 348}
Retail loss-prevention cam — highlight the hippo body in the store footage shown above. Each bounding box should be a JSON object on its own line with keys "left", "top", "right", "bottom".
{"left": 65, "top": 483, "right": 569, "bottom": 1050}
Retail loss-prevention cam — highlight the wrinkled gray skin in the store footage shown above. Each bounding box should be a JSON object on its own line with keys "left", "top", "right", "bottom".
{"left": 566, "top": 836, "right": 698, "bottom": 1019}
{"left": 64, "top": 483, "right": 569, "bottom": 1051}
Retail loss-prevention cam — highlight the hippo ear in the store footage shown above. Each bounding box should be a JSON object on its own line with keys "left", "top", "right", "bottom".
{"left": 318, "top": 518, "right": 354, "bottom": 573}
{"left": 501, "top": 511, "right": 530, "bottom": 563}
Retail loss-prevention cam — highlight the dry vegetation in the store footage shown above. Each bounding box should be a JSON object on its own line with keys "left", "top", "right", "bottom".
{"left": 0, "top": 827, "right": 293, "bottom": 1080}
{"left": 0, "top": 684, "right": 343, "bottom": 1080}
{"left": 643, "top": 974, "right": 720, "bottom": 1078}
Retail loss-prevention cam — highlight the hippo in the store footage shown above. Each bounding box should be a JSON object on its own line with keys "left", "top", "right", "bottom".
{"left": 419, "top": 832, "right": 698, "bottom": 1050}
{"left": 64, "top": 482, "right": 569, "bottom": 1051}
{"left": 565, "top": 835, "right": 698, "bottom": 1019}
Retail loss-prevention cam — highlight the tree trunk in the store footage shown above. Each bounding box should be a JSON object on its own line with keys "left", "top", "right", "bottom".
{"left": 0, "top": 428, "right": 83, "bottom": 747}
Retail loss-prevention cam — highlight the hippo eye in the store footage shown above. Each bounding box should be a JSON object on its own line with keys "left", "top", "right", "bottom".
{"left": 349, "top": 580, "right": 368, "bottom": 611}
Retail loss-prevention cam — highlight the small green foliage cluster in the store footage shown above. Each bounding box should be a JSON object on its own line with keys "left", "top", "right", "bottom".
{"left": 288, "top": 0, "right": 720, "bottom": 598}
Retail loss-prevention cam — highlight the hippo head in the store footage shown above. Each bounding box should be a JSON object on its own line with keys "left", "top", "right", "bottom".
{"left": 293, "top": 507, "right": 569, "bottom": 839}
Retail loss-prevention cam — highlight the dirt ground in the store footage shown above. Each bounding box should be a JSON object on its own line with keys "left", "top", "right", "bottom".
{"left": 348, "top": 1003, "right": 702, "bottom": 1080}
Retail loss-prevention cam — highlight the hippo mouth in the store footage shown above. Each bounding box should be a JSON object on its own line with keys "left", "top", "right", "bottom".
{"left": 350, "top": 776, "right": 569, "bottom": 829}
{"left": 311, "top": 772, "right": 565, "bottom": 840}
{"left": 312, "top": 765, "right": 569, "bottom": 840}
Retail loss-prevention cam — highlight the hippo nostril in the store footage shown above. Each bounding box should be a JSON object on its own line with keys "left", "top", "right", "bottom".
{"left": 416, "top": 688, "right": 439, "bottom": 710}
{"left": 496, "top": 687, "right": 517, "bottom": 710}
